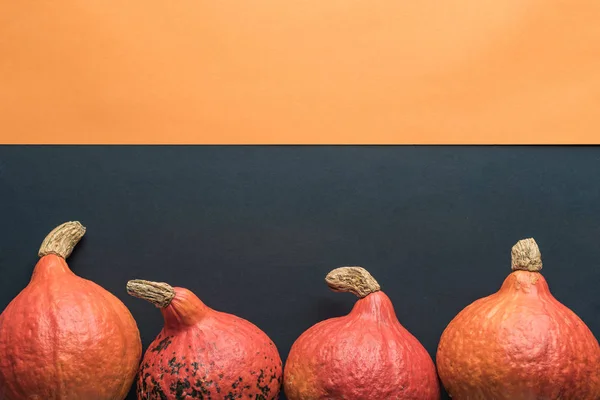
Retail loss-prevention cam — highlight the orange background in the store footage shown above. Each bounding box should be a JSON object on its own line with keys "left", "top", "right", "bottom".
{"left": 1, "top": 0, "right": 599, "bottom": 144}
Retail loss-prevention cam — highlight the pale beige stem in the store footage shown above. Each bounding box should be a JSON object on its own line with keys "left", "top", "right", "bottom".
{"left": 325, "top": 266, "right": 381, "bottom": 298}
{"left": 127, "top": 279, "right": 176, "bottom": 308}
{"left": 511, "top": 238, "right": 543, "bottom": 272}
{"left": 38, "top": 221, "right": 86, "bottom": 259}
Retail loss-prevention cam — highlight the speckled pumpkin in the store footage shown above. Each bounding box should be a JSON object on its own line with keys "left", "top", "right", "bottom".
{"left": 0, "top": 221, "right": 142, "bottom": 400}
{"left": 437, "top": 238, "right": 600, "bottom": 399}
{"left": 127, "top": 279, "right": 282, "bottom": 399}
{"left": 284, "top": 266, "right": 440, "bottom": 400}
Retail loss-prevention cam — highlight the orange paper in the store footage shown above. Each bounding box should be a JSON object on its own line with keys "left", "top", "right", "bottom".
{"left": 1, "top": 1, "right": 599, "bottom": 144}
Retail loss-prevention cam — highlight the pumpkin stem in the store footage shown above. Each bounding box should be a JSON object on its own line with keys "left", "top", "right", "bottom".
{"left": 511, "top": 238, "right": 542, "bottom": 272}
{"left": 325, "top": 266, "right": 381, "bottom": 298}
{"left": 38, "top": 221, "right": 86, "bottom": 259}
{"left": 127, "top": 279, "right": 176, "bottom": 308}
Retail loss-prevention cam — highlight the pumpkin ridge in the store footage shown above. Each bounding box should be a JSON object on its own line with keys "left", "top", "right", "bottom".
{"left": 91, "top": 279, "right": 143, "bottom": 398}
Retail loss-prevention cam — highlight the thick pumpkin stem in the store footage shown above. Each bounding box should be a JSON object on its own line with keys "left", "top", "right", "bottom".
{"left": 511, "top": 238, "right": 542, "bottom": 272}
{"left": 325, "top": 266, "right": 381, "bottom": 298}
{"left": 38, "top": 221, "right": 86, "bottom": 259}
{"left": 127, "top": 279, "right": 176, "bottom": 308}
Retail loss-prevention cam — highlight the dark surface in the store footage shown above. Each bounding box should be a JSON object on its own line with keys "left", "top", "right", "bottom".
{"left": 1, "top": 146, "right": 599, "bottom": 400}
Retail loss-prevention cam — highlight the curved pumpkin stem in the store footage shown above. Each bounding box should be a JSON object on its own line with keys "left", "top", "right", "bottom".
{"left": 38, "top": 221, "right": 86, "bottom": 259}
{"left": 325, "top": 266, "right": 381, "bottom": 298}
{"left": 511, "top": 238, "right": 542, "bottom": 272}
{"left": 127, "top": 279, "right": 176, "bottom": 308}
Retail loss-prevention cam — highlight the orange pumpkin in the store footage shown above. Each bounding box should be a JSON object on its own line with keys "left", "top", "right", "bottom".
{"left": 0, "top": 222, "right": 142, "bottom": 400}
{"left": 127, "top": 279, "right": 282, "bottom": 399}
{"left": 284, "top": 266, "right": 440, "bottom": 399}
{"left": 437, "top": 238, "right": 600, "bottom": 399}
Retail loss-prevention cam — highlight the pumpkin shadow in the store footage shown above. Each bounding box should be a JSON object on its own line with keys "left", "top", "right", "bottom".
{"left": 67, "top": 234, "right": 87, "bottom": 264}
{"left": 315, "top": 296, "right": 353, "bottom": 321}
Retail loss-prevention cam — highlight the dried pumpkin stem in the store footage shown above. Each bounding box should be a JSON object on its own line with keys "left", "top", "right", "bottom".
{"left": 38, "top": 221, "right": 86, "bottom": 259}
{"left": 127, "top": 279, "right": 176, "bottom": 308}
{"left": 325, "top": 266, "right": 381, "bottom": 298}
{"left": 511, "top": 238, "right": 542, "bottom": 272}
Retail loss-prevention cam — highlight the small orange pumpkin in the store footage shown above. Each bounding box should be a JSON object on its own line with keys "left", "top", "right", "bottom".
{"left": 0, "top": 222, "right": 142, "bottom": 400}
{"left": 284, "top": 266, "right": 440, "bottom": 399}
{"left": 437, "top": 238, "right": 600, "bottom": 399}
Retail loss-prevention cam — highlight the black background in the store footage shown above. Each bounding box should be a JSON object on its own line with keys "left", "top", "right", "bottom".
{"left": 1, "top": 146, "right": 599, "bottom": 400}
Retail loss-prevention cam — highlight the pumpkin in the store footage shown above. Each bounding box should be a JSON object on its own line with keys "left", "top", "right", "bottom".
{"left": 283, "top": 266, "right": 440, "bottom": 399}
{"left": 0, "top": 221, "right": 142, "bottom": 400}
{"left": 436, "top": 238, "right": 600, "bottom": 399}
{"left": 126, "top": 279, "right": 282, "bottom": 399}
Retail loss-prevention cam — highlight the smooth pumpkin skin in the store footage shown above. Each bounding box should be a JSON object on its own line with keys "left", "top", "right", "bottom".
{"left": 437, "top": 270, "right": 600, "bottom": 400}
{"left": 284, "top": 291, "right": 440, "bottom": 400}
{"left": 137, "top": 287, "right": 282, "bottom": 399}
{"left": 0, "top": 254, "right": 142, "bottom": 400}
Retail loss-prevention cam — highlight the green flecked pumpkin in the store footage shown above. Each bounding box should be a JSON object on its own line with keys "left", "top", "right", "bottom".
{"left": 127, "top": 279, "right": 282, "bottom": 399}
